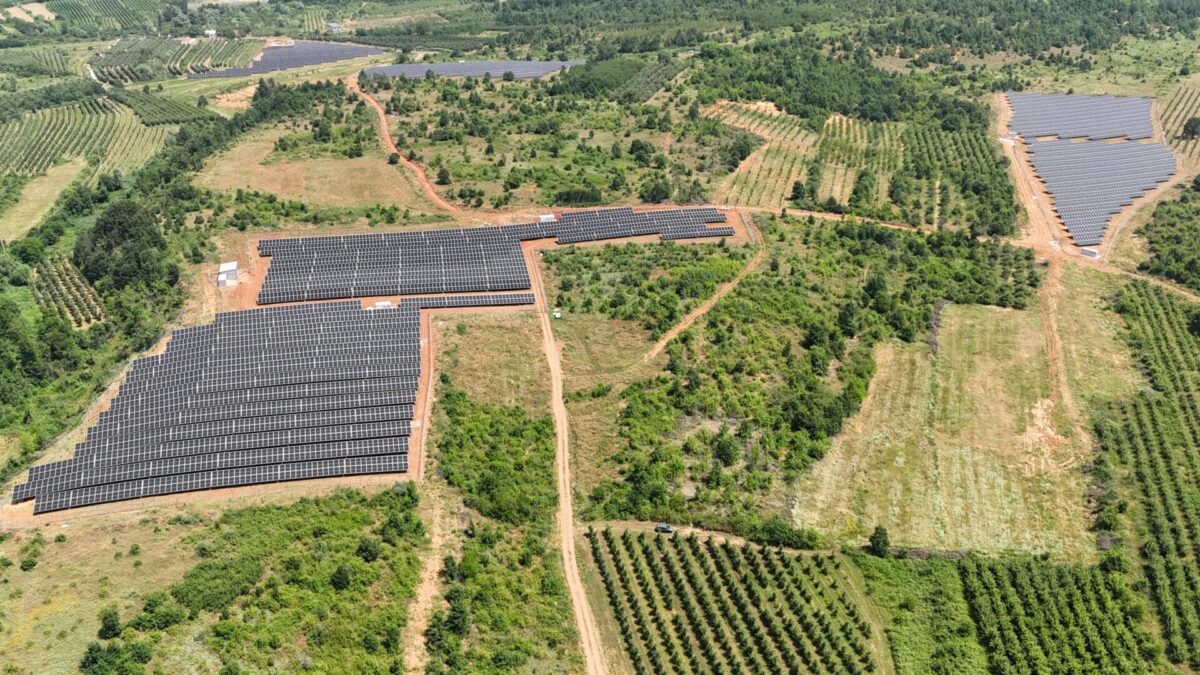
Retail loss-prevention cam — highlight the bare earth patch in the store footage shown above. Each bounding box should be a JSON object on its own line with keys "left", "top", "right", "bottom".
{"left": 22, "top": 2, "right": 53, "bottom": 19}
{"left": 4, "top": 5, "right": 32, "bottom": 21}
{"left": 793, "top": 302, "right": 1097, "bottom": 560}
{"left": 211, "top": 83, "right": 256, "bottom": 112}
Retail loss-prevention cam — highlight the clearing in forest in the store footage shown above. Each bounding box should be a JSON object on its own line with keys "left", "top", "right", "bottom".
{"left": 794, "top": 301, "right": 1097, "bottom": 559}
{"left": 195, "top": 126, "right": 440, "bottom": 211}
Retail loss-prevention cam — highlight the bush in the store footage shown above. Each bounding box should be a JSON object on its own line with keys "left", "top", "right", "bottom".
{"left": 98, "top": 605, "right": 122, "bottom": 639}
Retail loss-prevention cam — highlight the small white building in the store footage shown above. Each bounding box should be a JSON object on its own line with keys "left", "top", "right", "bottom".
{"left": 217, "top": 261, "right": 238, "bottom": 288}
{"left": 539, "top": 214, "right": 556, "bottom": 224}
{"left": 327, "top": 21, "right": 343, "bottom": 34}
{"left": 203, "top": 29, "right": 216, "bottom": 38}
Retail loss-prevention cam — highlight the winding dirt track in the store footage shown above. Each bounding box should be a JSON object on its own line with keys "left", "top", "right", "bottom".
{"left": 644, "top": 215, "right": 764, "bottom": 362}
{"left": 523, "top": 241, "right": 608, "bottom": 675}
{"left": 348, "top": 74, "right": 459, "bottom": 214}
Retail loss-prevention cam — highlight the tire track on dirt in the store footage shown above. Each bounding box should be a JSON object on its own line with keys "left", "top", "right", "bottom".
{"left": 348, "top": 74, "right": 458, "bottom": 214}
{"left": 524, "top": 241, "right": 608, "bottom": 675}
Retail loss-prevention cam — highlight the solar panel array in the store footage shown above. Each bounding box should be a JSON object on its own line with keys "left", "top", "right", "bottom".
{"left": 1007, "top": 92, "right": 1155, "bottom": 140}
{"left": 1007, "top": 92, "right": 1177, "bottom": 246}
{"left": 11, "top": 294, "right": 534, "bottom": 513}
{"left": 257, "top": 207, "right": 733, "bottom": 304}
{"left": 1026, "top": 140, "right": 1176, "bottom": 246}
{"left": 186, "top": 41, "right": 383, "bottom": 79}
{"left": 362, "top": 59, "right": 583, "bottom": 80}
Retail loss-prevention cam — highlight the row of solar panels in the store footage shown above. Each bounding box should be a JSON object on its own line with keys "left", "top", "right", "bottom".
{"left": 13, "top": 294, "right": 534, "bottom": 513}
{"left": 1025, "top": 138, "right": 1176, "bottom": 246}
{"left": 186, "top": 41, "right": 382, "bottom": 79}
{"left": 1007, "top": 92, "right": 1155, "bottom": 140}
{"left": 362, "top": 59, "right": 583, "bottom": 80}
{"left": 257, "top": 207, "right": 732, "bottom": 304}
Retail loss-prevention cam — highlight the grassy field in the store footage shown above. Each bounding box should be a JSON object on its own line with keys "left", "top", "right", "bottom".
{"left": 0, "top": 158, "right": 84, "bottom": 241}
{"left": 0, "top": 512, "right": 206, "bottom": 673}
{"left": 1019, "top": 35, "right": 1199, "bottom": 97}
{"left": 434, "top": 311, "right": 548, "bottom": 415}
{"left": 428, "top": 306, "right": 582, "bottom": 673}
{"left": 793, "top": 300, "right": 1096, "bottom": 559}
{"left": 195, "top": 126, "right": 442, "bottom": 211}
{"left": 853, "top": 553, "right": 989, "bottom": 674}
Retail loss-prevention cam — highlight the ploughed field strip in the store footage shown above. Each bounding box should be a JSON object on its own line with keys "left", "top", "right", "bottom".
{"left": 257, "top": 207, "right": 732, "bottom": 304}
{"left": 11, "top": 294, "right": 533, "bottom": 513}
{"left": 361, "top": 59, "right": 583, "bottom": 80}
{"left": 1006, "top": 92, "right": 1177, "bottom": 247}
{"left": 186, "top": 41, "right": 382, "bottom": 79}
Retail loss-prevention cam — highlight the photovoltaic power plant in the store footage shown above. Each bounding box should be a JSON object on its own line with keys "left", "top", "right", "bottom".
{"left": 1007, "top": 92, "right": 1155, "bottom": 140}
{"left": 1006, "top": 92, "right": 1177, "bottom": 246}
{"left": 11, "top": 294, "right": 533, "bottom": 513}
{"left": 257, "top": 207, "right": 732, "bottom": 304}
{"left": 361, "top": 59, "right": 583, "bottom": 80}
{"left": 186, "top": 41, "right": 382, "bottom": 79}
{"left": 1026, "top": 140, "right": 1176, "bottom": 246}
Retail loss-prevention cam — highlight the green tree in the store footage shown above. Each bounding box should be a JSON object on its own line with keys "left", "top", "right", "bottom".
{"left": 330, "top": 564, "right": 352, "bottom": 590}
{"left": 1184, "top": 116, "right": 1200, "bottom": 140}
{"left": 98, "top": 605, "right": 121, "bottom": 639}
{"left": 74, "top": 200, "right": 168, "bottom": 291}
{"left": 869, "top": 525, "right": 891, "bottom": 557}
{"left": 638, "top": 174, "right": 671, "bottom": 203}
{"left": 436, "top": 167, "right": 451, "bottom": 185}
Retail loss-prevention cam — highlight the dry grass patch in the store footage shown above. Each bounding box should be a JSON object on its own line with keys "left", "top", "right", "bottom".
{"left": 195, "top": 126, "right": 438, "bottom": 210}
{"left": 1055, "top": 264, "right": 1143, "bottom": 406}
{"left": 433, "top": 311, "right": 548, "bottom": 414}
{"left": 0, "top": 512, "right": 206, "bottom": 673}
{"left": 793, "top": 302, "right": 1096, "bottom": 560}
{"left": 0, "top": 159, "right": 86, "bottom": 241}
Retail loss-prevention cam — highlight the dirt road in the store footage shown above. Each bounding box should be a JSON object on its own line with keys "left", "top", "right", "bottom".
{"left": 524, "top": 241, "right": 607, "bottom": 675}
{"left": 348, "top": 74, "right": 459, "bottom": 214}
{"left": 644, "top": 215, "right": 764, "bottom": 362}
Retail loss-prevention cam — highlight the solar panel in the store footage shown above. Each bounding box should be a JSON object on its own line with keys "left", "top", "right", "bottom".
{"left": 12, "top": 294, "right": 534, "bottom": 513}
{"left": 256, "top": 207, "right": 732, "bottom": 304}
{"left": 362, "top": 60, "right": 583, "bottom": 80}
{"left": 187, "top": 41, "right": 383, "bottom": 79}
{"left": 1006, "top": 93, "right": 1177, "bottom": 246}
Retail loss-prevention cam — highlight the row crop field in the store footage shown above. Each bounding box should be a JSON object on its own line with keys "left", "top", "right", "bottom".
{"left": 1097, "top": 281, "right": 1200, "bottom": 668}
{"left": 91, "top": 36, "right": 262, "bottom": 82}
{"left": 1161, "top": 84, "right": 1200, "bottom": 167}
{"left": 0, "top": 47, "right": 72, "bottom": 77}
{"left": 44, "top": 0, "right": 159, "bottom": 32}
{"left": 587, "top": 528, "right": 883, "bottom": 674}
{"left": 959, "top": 557, "right": 1158, "bottom": 674}
{"left": 706, "top": 100, "right": 1013, "bottom": 232}
{"left": 705, "top": 101, "right": 818, "bottom": 209}
{"left": 0, "top": 97, "right": 169, "bottom": 176}
{"left": 108, "top": 87, "right": 212, "bottom": 125}
{"left": 33, "top": 256, "right": 104, "bottom": 328}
